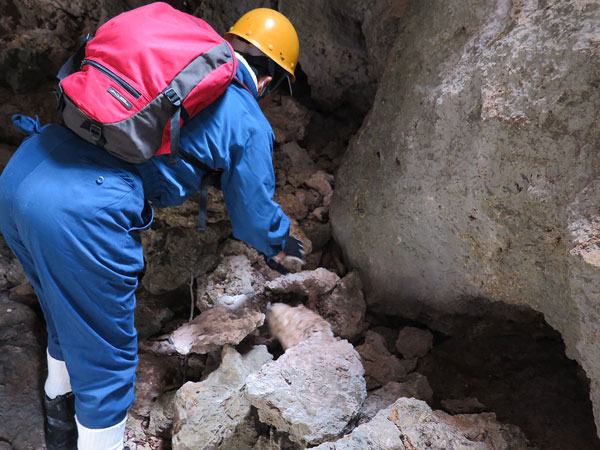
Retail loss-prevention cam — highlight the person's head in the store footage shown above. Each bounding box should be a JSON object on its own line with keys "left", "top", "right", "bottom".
{"left": 225, "top": 8, "right": 299, "bottom": 98}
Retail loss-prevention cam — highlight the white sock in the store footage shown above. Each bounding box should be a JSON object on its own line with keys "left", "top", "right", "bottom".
{"left": 76, "top": 416, "right": 127, "bottom": 450}
{"left": 44, "top": 349, "right": 72, "bottom": 399}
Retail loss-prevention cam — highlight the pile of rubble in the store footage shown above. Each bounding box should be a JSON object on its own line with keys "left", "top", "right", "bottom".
{"left": 129, "top": 266, "right": 534, "bottom": 450}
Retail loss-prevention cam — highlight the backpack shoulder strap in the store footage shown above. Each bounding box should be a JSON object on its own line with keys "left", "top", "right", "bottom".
{"left": 57, "top": 34, "right": 93, "bottom": 81}
{"left": 178, "top": 152, "right": 222, "bottom": 232}
{"left": 233, "top": 77, "right": 254, "bottom": 96}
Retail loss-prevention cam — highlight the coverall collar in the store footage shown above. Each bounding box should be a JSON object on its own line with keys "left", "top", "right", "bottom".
{"left": 235, "top": 52, "right": 260, "bottom": 99}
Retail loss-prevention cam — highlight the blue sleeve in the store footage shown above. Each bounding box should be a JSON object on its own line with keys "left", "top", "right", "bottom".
{"left": 220, "top": 130, "right": 290, "bottom": 258}
{"left": 136, "top": 154, "right": 206, "bottom": 209}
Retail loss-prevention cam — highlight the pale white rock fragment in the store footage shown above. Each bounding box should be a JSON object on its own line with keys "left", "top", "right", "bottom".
{"left": 196, "top": 255, "right": 259, "bottom": 311}
{"left": 311, "top": 411, "right": 404, "bottom": 450}
{"left": 265, "top": 268, "right": 340, "bottom": 298}
{"left": 170, "top": 303, "right": 264, "bottom": 355}
{"left": 267, "top": 303, "right": 334, "bottom": 351}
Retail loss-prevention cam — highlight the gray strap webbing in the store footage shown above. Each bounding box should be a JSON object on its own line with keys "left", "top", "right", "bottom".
{"left": 57, "top": 34, "right": 92, "bottom": 81}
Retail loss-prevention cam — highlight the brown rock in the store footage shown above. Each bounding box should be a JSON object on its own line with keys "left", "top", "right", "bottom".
{"left": 318, "top": 271, "right": 366, "bottom": 341}
{"left": 131, "top": 353, "right": 180, "bottom": 418}
{"left": 305, "top": 170, "right": 333, "bottom": 198}
{"left": 263, "top": 96, "right": 312, "bottom": 144}
{"left": 357, "top": 331, "right": 407, "bottom": 390}
{"left": 395, "top": 327, "right": 434, "bottom": 359}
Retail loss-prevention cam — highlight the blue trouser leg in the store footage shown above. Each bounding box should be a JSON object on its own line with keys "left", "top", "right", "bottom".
{"left": 0, "top": 123, "right": 153, "bottom": 429}
{"left": 0, "top": 212, "right": 64, "bottom": 354}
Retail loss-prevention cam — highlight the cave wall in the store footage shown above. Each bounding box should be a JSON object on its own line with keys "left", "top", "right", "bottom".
{"left": 331, "top": 0, "right": 600, "bottom": 433}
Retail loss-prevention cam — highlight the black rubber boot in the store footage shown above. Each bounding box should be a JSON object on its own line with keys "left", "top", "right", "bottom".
{"left": 44, "top": 392, "right": 77, "bottom": 450}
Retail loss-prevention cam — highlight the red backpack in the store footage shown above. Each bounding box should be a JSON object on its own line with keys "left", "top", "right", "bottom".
{"left": 56, "top": 2, "right": 237, "bottom": 163}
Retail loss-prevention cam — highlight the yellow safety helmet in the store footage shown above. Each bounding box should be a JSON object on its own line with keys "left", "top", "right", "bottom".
{"left": 225, "top": 8, "right": 299, "bottom": 81}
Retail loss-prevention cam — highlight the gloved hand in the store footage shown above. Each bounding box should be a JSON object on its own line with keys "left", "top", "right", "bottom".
{"left": 265, "top": 256, "right": 290, "bottom": 275}
{"left": 265, "top": 236, "right": 306, "bottom": 274}
{"left": 282, "top": 236, "right": 305, "bottom": 265}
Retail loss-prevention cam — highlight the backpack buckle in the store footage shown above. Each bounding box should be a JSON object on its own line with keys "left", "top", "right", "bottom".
{"left": 164, "top": 88, "right": 181, "bottom": 107}
{"left": 89, "top": 123, "right": 102, "bottom": 141}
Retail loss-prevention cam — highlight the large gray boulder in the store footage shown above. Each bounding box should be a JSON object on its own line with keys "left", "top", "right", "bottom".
{"left": 331, "top": 0, "right": 600, "bottom": 433}
{"left": 172, "top": 345, "right": 272, "bottom": 450}
{"left": 246, "top": 338, "right": 366, "bottom": 446}
{"left": 314, "top": 397, "right": 532, "bottom": 450}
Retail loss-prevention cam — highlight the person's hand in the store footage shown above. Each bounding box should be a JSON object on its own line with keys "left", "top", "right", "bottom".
{"left": 266, "top": 236, "right": 306, "bottom": 274}
{"left": 281, "top": 236, "right": 305, "bottom": 265}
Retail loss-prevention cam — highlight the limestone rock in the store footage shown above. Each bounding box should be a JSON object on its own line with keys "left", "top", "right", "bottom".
{"left": 300, "top": 220, "right": 331, "bottom": 253}
{"left": 395, "top": 326, "right": 434, "bottom": 359}
{"left": 131, "top": 353, "right": 179, "bottom": 418}
{"left": 147, "top": 390, "right": 177, "bottom": 438}
{"left": 267, "top": 303, "right": 334, "bottom": 351}
{"left": 0, "top": 144, "right": 13, "bottom": 174}
{"left": 274, "top": 190, "right": 310, "bottom": 220}
{"left": 278, "top": 0, "right": 405, "bottom": 111}
{"left": 172, "top": 345, "right": 272, "bottom": 450}
{"left": 358, "top": 374, "right": 433, "bottom": 424}
{"left": 124, "top": 414, "right": 164, "bottom": 450}
{"left": 441, "top": 397, "right": 488, "bottom": 415}
{"left": 305, "top": 170, "right": 334, "bottom": 199}
{"left": 315, "top": 397, "right": 532, "bottom": 450}
{"left": 170, "top": 303, "right": 265, "bottom": 355}
{"left": 151, "top": 189, "right": 229, "bottom": 228}
{"left": 196, "top": 255, "right": 260, "bottom": 311}
{"left": 0, "top": 0, "right": 149, "bottom": 145}
{"left": 265, "top": 268, "right": 340, "bottom": 300}
{"left": 312, "top": 410, "right": 404, "bottom": 450}
{"left": 246, "top": 338, "right": 366, "bottom": 446}
{"left": 188, "top": 2, "right": 268, "bottom": 36}
{"left": 318, "top": 271, "right": 366, "bottom": 340}
{"left": 252, "top": 434, "right": 303, "bottom": 450}
{"left": 141, "top": 225, "right": 227, "bottom": 295}
{"left": 356, "top": 330, "right": 408, "bottom": 390}
{"left": 277, "top": 141, "right": 317, "bottom": 189}
{"left": 134, "top": 291, "right": 175, "bottom": 341}
{"left": 8, "top": 281, "right": 37, "bottom": 309}
{"left": 330, "top": 0, "right": 600, "bottom": 434}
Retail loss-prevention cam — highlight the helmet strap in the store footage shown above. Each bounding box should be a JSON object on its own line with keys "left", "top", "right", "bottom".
{"left": 239, "top": 52, "right": 290, "bottom": 99}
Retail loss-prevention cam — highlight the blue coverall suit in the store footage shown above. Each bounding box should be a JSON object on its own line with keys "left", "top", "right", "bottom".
{"left": 0, "top": 61, "right": 290, "bottom": 428}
